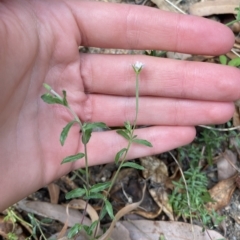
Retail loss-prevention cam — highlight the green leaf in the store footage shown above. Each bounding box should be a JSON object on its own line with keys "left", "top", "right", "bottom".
{"left": 62, "top": 90, "right": 68, "bottom": 106}
{"left": 84, "top": 193, "right": 106, "bottom": 200}
{"left": 132, "top": 138, "right": 153, "bottom": 147}
{"left": 82, "top": 128, "right": 92, "bottom": 144}
{"left": 116, "top": 129, "right": 130, "bottom": 140}
{"left": 83, "top": 122, "right": 109, "bottom": 131}
{"left": 115, "top": 148, "right": 127, "bottom": 164}
{"left": 121, "top": 162, "right": 144, "bottom": 170}
{"left": 39, "top": 218, "right": 53, "bottom": 224}
{"left": 41, "top": 93, "right": 63, "bottom": 105}
{"left": 67, "top": 223, "right": 82, "bottom": 238}
{"left": 132, "top": 135, "right": 138, "bottom": 139}
{"left": 83, "top": 225, "right": 89, "bottom": 233}
{"left": 60, "top": 121, "right": 77, "bottom": 146}
{"left": 61, "top": 152, "right": 85, "bottom": 164}
{"left": 124, "top": 121, "right": 132, "bottom": 132}
{"left": 90, "top": 182, "right": 111, "bottom": 193}
{"left": 65, "top": 188, "right": 86, "bottom": 199}
{"left": 99, "top": 205, "right": 107, "bottom": 220}
{"left": 228, "top": 57, "right": 240, "bottom": 67}
{"left": 235, "top": 7, "right": 240, "bottom": 19}
{"left": 105, "top": 200, "right": 114, "bottom": 219}
{"left": 219, "top": 55, "right": 227, "bottom": 65}
{"left": 86, "top": 220, "right": 98, "bottom": 236}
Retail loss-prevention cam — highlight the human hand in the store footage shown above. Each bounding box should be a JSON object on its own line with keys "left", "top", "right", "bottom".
{"left": 0, "top": 0, "right": 239, "bottom": 211}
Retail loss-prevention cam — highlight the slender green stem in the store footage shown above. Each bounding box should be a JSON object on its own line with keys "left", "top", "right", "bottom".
{"left": 83, "top": 138, "right": 89, "bottom": 188}
{"left": 226, "top": 19, "right": 240, "bottom": 26}
{"left": 106, "top": 70, "right": 140, "bottom": 194}
{"left": 94, "top": 68, "right": 141, "bottom": 238}
{"left": 132, "top": 72, "right": 139, "bottom": 131}
{"left": 50, "top": 89, "right": 62, "bottom": 100}
{"left": 67, "top": 106, "right": 83, "bottom": 126}
{"left": 36, "top": 221, "right": 48, "bottom": 240}
{"left": 73, "top": 170, "right": 88, "bottom": 186}
{"left": 66, "top": 105, "right": 90, "bottom": 189}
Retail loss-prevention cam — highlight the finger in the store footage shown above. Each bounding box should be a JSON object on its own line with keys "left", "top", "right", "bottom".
{"left": 80, "top": 54, "right": 240, "bottom": 102}
{"left": 70, "top": 1, "right": 234, "bottom": 54}
{"left": 74, "top": 126, "right": 196, "bottom": 168}
{"left": 80, "top": 95, "right": 234, "bottom": 126}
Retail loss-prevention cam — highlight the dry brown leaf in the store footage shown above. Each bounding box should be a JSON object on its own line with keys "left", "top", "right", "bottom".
{"left": 58, "top": 199, "right": 101, "bottom": 239}
{"left": 111, "top": 220, "right": 225, "bottom": 240}
{"left": 149, "top": 188, "right": 174, "bottom": 220}
{"left": 60, "top": 175, "right": 78, "bottom": 191}
{"left": 233, "top": 104, "right": 240, "bottom": 127}
{"left": 132, "top": 207, "right": 163, "bottom": 219}
{"left": 150, "top": 0, "right": 178, "bottom": 12}
{"left": 140, "top": 156, "right": 168, "bottom": 183}
{"left": 108, "top": 222, "right": 131, "bottom": 240}
{"left": 98, "top": 183, "right": 146, "bottom": 240}
{"left": 189, "top": 0, "right": 239, "bottom": 16}
{"left": 16, "top": 200, "right": 91, "bottom": 227}
{"left": 206, "top": 173, "right": 237, "bottom": 211}
{"left": 166, "top": 52, "right": 192, "bottom": 60}
{"left": 217, "top": 149, "right": 237, "bottom": 180}
{"left": 47, "top": 182, "right": 60, "bottom": 204}
{"left": 139, "top": 156, "right": 174, "bottom": 220}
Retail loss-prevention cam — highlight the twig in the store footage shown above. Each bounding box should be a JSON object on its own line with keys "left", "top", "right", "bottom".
{"left": 164, "top": 0, "right": 186, "bottom": 14}
{"left": 198, "top": 125, "right": 240, "bottom": 132}
{"left": 231, "top": 48, "right": 240, "bottom": 57}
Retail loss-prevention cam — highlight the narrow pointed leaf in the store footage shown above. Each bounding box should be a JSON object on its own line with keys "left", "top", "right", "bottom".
{"left": 105, "top": 200, "right": 114, "bottom": 219}
{"left": 99, "top": 205, "right": 107, "bottom": 220}
{"left": 84, "top": 193, "right": 105, "bottom": 200}
{"left": 62, "top": 90, "right": 68, "bottom": 106}
{"left": 235, "top": 7, "right": 240, "bottom": 19}
{"left": 82, "top": 129, "right": 92, "bottom": 144}
{"left": 65, "top": 188, "right": 86, "bottom": 199}
{"left": 41, "top": 93, "right": 63, "bottom": 105}
{"left": 124, "top": 121, "right": 132, "bottom": 131}
{"left": 132, "top": 138, "right": 153, "bottom": 147}
{"left": 83, "top": 122, "right": 109, "bottom": 131}
{"left": 61, "top": 152, "right": 85, "bottom": 164}
{"left": 87, "top": 220, "right": 98, "bottom": 236}
{"left": 115, "top": 148, "right": 127, "bottom": 164}
{"left": 116, "top": 129, "right": 130, "bottom": 140}
{"left": 60, "top": 121, "right": 77, "bottom": 146}
{"left": 67, "top": 224, "right": 82, "bottom": 238}
{"left": 90, "top": 182, "right": 111, "bottom": 193}
{"left": 121, "top": 162, "right": 144, "bottom": 170}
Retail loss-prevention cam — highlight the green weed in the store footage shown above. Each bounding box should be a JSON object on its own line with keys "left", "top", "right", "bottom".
{"left": 41, "top": 62, "right": 152, "bottom": 239}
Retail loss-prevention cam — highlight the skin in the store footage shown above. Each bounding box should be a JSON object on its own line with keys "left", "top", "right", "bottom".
{"left": 0, "top": 0, "right": 240, "bottom": 211}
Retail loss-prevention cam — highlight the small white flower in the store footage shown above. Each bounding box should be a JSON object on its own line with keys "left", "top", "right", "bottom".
{"left": 132, "top": 61, "right": 144, "bottom": 73}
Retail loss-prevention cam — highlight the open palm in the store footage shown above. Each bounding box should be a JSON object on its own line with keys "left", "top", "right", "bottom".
{"left": 0, "top": 0, "right": 239, "bottom": 210}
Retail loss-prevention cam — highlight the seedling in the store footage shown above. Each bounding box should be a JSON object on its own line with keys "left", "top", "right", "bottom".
{"left": 219, "top": 54, "right": 240, "bottom": 67}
